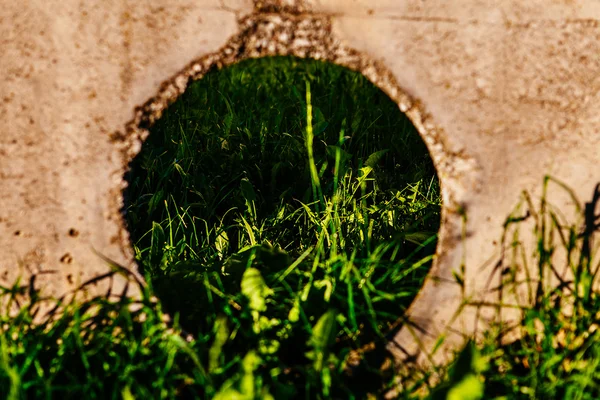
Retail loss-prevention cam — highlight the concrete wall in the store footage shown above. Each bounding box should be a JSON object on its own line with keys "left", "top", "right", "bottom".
{"left": 2, "top": 0, "right": 599, "bottom": 375}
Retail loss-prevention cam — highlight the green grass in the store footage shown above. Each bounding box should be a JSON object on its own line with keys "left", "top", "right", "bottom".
{"left": 0, "top": 56, "right": 598, "bottom": 400}
{"left": 476, "top": 179, "right": 600, "bottom": 400}
{"left": 123, "top": 56, "right": 441, "bottom": 398}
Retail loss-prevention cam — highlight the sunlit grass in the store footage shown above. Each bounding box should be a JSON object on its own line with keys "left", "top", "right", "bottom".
{"left": 122, "top": 56, "right": 441, "bottom": 397}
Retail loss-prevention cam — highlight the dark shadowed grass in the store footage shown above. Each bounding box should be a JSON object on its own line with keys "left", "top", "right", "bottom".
{"left": 0, "top": 277, "right": 214, "bottom": 400}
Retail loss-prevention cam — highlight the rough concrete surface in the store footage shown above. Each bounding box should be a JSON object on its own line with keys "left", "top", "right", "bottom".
{"left": 1, "top": 0, "right": 599, "bottom": 383}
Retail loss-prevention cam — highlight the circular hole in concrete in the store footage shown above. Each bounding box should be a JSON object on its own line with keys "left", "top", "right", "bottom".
{"left": 124, "top": 56, "right": 440, "bottom": 393}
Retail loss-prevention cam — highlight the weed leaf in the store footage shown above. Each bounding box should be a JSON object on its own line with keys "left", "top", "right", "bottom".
{"left": 147, "top": 189, "right": 164, "bottom": 214}
{"left": 209, "top": 315, "right": 229, "bottom": 373}
{"left": 306, "top": 309, "right": 337, "bottom": 371}
{"left": 364, "top": 149, "right": 389, "bottom": 169}
{"left": 240, "top": 178, "right": 257, "bottom": 203}
{"left": 241, "top": 267, "right": 272, "bottom": 313}
{"left": 313, "top": 107, "right": 328, "bottom": 136}
{"left": 446, "top": 375, "right": 484, "bottom": 400}
{"left": 121, "top": 386, "right": 135, "bottom": 400}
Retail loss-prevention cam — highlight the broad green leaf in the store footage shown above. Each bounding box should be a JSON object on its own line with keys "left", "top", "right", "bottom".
{"left": 147, "top": 189, "right": 164, "bottom": 214}
{"left": 313, "top": 107, "right": 328, "bottom": 135}
{"left": 447, "top": 375, "right": 484, "bottom": 400}
{"left": 213, "top": 352, "right": 264, "bottom": 400}
{"left": 240, "top": 178, "right": 257, "bottom": 202}
{"left": 150, "top": 221, "right": 165, "bottom": 264}
{"left": 121, "top": 386, "right": 135, "bottom": 400}
{"left": 402, "top": 231, "right": 437, "bottom": 245}
{"left": 209, "top": 315, "right": 229, "bottom": 373}
{"left": 240, "top": 351, "right": 261, "bottom": 395}
{"left": 288, "top": 297, "right": 300, "bottom": 323}
{"left": 310, "top": 310, "right": 338, "bottom": 349}
{"left": 307, "top": 310, "right": 337, "bottom": 371}
{"left": 241, "top": 267, "right": 273, "bottom": 312}
{"left": 364, "top": 149, "right": 389, "bottom": 169}
{"left": 214, "top": 229, "right": 229, "bottom": 257}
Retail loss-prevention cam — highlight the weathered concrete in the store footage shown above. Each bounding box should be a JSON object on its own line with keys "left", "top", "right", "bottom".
{"left": 1, "top": 0, "right": 599, "bottom": 383}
